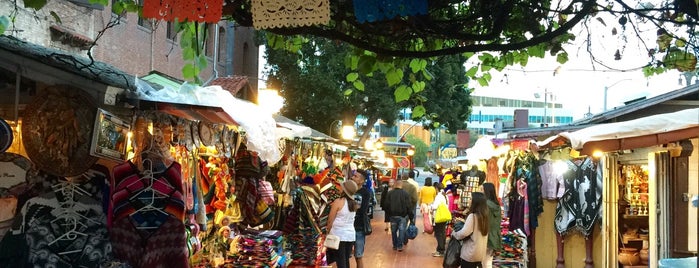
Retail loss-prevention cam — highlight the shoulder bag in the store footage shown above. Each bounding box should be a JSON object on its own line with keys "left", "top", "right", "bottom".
{"left": 434, "top": 202, "right": 452, "bottom": 223}
{"left": 324, "top": 234, "right": 340, "bottom": 249}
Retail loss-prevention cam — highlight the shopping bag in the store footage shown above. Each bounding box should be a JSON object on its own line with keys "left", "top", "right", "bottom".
{"left": 422, "top": 211, "right": 433, "bottom": 234}
{"left": 407, "top": 223, "right": 418, "bottom": 240}
{"left": 443, "top": 238, "right": 463, "bottom": 268}
{"left": 434, "top": 203, "right": 452, "bottom": 223}
{"left": 324, "top": 234, "right": 340, "bottom": 249}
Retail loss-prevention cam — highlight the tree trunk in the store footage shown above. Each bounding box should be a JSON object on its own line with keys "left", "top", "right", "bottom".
{"left": 357, "top": 116, "right": 379, "bottom": 148}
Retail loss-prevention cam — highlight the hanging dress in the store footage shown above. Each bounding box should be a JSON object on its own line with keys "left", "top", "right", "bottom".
{"left": 554, "top": 157, "right": 602, "bottom": 236}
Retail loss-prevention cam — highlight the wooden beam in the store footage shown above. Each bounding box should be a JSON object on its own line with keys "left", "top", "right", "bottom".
{"left": 580, "top": 126, "right": 699, "bottom": 155}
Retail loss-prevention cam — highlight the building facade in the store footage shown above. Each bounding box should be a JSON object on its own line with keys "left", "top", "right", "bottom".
{"left": 0, "top": 0, "right": 258, "bottom": 87}
{"left": 468, "top": 94, "right": 576, "bottom": 135}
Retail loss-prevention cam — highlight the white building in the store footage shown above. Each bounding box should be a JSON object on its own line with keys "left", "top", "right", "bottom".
{"left": 468, "top": 94, "right": 576, "bottom": 135}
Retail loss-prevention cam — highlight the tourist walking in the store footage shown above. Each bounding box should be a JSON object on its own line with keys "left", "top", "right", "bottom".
{"left": 351, "top": 169, "right": 371, "bottom": 268}
{"left": 380, "top": 178, "right": 395, "bottom": 232}
{"left": 384, "top": 180, "right": 414, "bottom": 252}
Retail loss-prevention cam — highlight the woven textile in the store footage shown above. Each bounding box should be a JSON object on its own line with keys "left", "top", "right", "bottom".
{"left": 252, "top": 0, "right": 330, "bottom": 29}
{"left": 353, "top": 0, "right": 427, "bottom": 23}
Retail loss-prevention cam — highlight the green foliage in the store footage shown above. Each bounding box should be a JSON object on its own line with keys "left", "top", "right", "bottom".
{"left": 22, "top": 0, "right": 47, "bottom": 10}
{"left": 405, "top": 134, "right": 429, "bottom": 167}
{"left": 264, "top": 35, "right": 402, "bottom": 135}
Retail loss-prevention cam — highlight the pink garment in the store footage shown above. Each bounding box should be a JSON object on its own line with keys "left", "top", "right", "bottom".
{"left": 447, "top": 191, "right": 457, "bottom": 212}
{"left": 538, "top": 161, "right": 564, "bottom": 200}
{"left": 517, "top": 180, "right": 530, "bottom": 236}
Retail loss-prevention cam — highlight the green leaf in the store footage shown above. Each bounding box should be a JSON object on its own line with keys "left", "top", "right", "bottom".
{"left": 49, "top": 11, "right": 62, "bottom": 24}
{"left": 556, "top": 52, "right": 569, "bottom": 64}
{"left": 676, "top": 38, "right": 687, "bottom": 47}
{"left": 0, "top": 16, "right": 9, "bottom": 34}
{"left": 23, "top": 0, "right": 47, "bottom": 10}
{"left": 111, "top": 1, "right": 125, "bottom": 15}
{"left": 343, "top": 89, "right": 353, "bottom": 96}
{"left": 350, "top": 55, "right": 359, "bottom": 70}
{"left": 386, "top": 68, "right": 403, "bottom": 86}
{"left": 411, "top": 105, "right": 426, "bottom": 118}
{"left": 198, "top": 54, "right": 208, "bottom": 69}
{"left": 346, "top": 72, "right": 359, "bottom": 82}
{"left": 182, "top": 64, "right": 196, "bottom": 79}
{"left": 412, "top": 81, "right": 426, "bottom": 93}
{"left": 409, "top": 59, "right": 421, "bottom": 73}
{"left": 394, "top": 85, "right": 411, "bottom": 102}
{"left": 180, "top": 34, "right": 192, "bottom": 49}
{"left": 357, "top": 55, "right": 376, "bottom": 74}
{"left": 182, "top": 47, "right": 195, "bottom": 60}
{"left": 422, "top": 68, "right": 434, "bottom": 80}
{"left": 477, "top": 77, "right": 489, "bottom": 87}
{"left": 125, "top": 2, "right": 139, "bottom": 13}
{"left": 432, "top": 122, "right": 440, "bottom": 128}
{"left": 353, "top": 80, "right": 365, "bottom": 91}
{"left": 465, "top": 66, "right": 478, "bottom": 77}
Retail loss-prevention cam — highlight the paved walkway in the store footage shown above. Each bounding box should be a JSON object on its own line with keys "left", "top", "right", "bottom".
{"left": 352, "top": 209, "right": 442, "bottom": 268}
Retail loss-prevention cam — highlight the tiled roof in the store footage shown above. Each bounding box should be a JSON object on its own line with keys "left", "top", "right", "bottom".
{"left": 209, "top": 76, "right": 250, "bottom": 95}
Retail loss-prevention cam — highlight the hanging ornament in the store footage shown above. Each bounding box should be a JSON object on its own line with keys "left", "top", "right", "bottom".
{"left": 252, "top": 0, "right": 330, "bottom": 29}
{"left": 143, "top": 0, "right": 223, "bottom": 23}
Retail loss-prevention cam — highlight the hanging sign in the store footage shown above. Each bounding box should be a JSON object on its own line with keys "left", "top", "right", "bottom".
{"left": 142, "top": 0, "right": 223, "bottom": 23}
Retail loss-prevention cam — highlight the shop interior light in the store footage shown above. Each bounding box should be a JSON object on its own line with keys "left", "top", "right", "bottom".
{"left": 407, "top": 148, "right": 415, "bottom": 156}
{"left": 334, "top": 158, "right": 343, "bottom": 166}
{"left": 341, "top": 125, "right": 355, "bottom": 140}
{"left": 592, "top": 150, "right": 604, "bottom": 158}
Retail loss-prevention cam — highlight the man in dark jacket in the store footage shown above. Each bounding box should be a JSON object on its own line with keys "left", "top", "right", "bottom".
{"left": 384, "top": 180, "right": 414, "bottom": 252}
{"left": 351, "top": 169, "right": 371, "bottom": 268}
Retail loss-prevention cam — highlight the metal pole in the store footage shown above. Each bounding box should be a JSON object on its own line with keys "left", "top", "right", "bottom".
{"left": 544, "top": 88, "right": 548, "bottom": 125}
{"left": 603, "top": 86, "right": 608, "bottom": 112}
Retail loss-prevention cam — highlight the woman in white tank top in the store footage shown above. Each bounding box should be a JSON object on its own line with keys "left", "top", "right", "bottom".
{"left": 326, "top": 180, "right": 360, "bottom": 268}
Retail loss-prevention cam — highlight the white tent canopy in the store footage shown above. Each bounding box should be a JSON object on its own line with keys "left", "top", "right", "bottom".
{"left": 537, "top": 108, "right": 699, "bottom": 152}
{"left": 132, "top": 78, "right": 281, "bottom": 165}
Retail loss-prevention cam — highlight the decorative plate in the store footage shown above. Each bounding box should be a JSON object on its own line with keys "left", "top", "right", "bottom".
{"left": 21, "top": 86, "right": 98, "bottom": 177}
{"left": 0, "top": 119, "right": 12, "bottom": 153}
{"left": 198, "top": 122, "right": 214, "bottom": 147}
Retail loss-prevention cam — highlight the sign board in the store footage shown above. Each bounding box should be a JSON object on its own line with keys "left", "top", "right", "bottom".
{"left": 456, "top": 130, "right": 470, "bottom": 148}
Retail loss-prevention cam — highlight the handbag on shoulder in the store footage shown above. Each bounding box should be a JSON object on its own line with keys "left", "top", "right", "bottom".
{"left": 324, "top": 234, "right": 340, "bottom": 249}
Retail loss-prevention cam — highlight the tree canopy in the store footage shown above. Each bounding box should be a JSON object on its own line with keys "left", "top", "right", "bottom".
{"left": 264, "top": 35, "right": 471, "bottom": 143}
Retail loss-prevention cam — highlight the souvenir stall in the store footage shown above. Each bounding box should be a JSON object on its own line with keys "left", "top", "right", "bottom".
{"left": 535, "top": 108, "right": 699, "bottom": 268}
{"left": 0, "top": 80, "right": 288, "bottom": 268}
{"left": 270, "top": 137, "right": 354, "bottom": 267}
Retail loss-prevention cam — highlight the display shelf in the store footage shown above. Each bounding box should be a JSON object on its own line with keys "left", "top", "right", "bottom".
{"left": 622, "top": 215, "right": 649, "bottom": 219}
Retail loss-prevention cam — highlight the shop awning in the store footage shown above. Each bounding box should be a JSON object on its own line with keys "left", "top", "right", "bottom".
{"left": 537, "top": 108, "right": 699, "bottom": 155}
{"left": 144, "top": 102, "right": 238, "bottom": 125}
{"left": 126, "top": 77, "right": 281, "bottom": 165}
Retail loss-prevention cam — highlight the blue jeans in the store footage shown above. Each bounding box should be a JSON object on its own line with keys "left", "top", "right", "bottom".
{"left": 354, "top": 231, "right": 366, "bottom": 258}
{"left": 390, "top": 215, "right": 407, "bottom": 249}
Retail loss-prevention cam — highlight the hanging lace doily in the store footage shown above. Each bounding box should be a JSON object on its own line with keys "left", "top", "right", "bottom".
{"left": 252, "top": 0, "right": 330, "bottom": 29}
{"left": 353, "top": 0, "right": 428, "bottom": 23}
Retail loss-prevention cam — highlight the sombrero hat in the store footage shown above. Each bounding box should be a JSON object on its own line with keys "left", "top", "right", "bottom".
{"left": 0, "top": 118, "right": 13, "bottom": 153}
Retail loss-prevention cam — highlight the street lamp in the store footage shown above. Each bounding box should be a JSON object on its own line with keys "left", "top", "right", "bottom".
{"left": 603, "top": 79, "right": 632, "bottom": 112}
